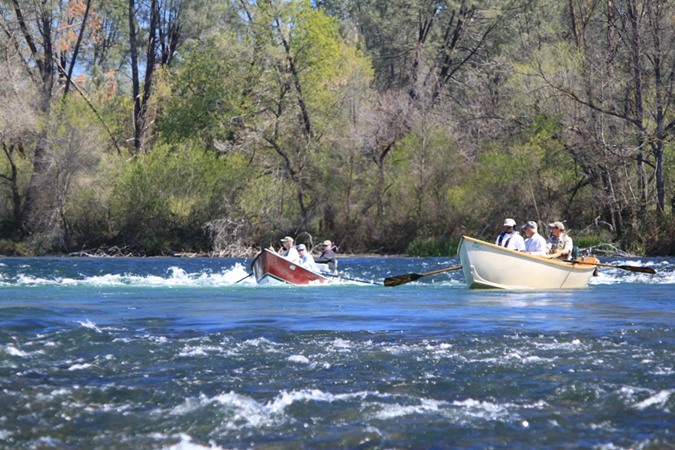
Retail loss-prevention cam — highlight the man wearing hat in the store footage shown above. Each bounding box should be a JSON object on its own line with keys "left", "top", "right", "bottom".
{"left": 296, "top": 244, "right": 318, "bottom": 272}
{"left": 546, "top": 221, "right": 574, "bottom": 260}
{"left": 523, "top": 221, "right": 547, "bottom": 256}
{"left": 277, "top": 236, "right": 300, "bottom": 263}
{"left": 313, "top": 240, "right": 337, "bottom": 273}
{"left": 495, "top": 218, "right": 525, "bottom": 251}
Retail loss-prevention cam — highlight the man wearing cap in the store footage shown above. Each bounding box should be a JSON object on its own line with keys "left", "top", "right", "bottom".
{"left": 278, "top": 236, "right": 300, "bottom": 263}
{"left": 313, "top": 240, "right": 337, "bottom": 273}
{"left": 523, "top": 221, "right": 547, "bottom": 256}
{"left": 495, "top": 218, "right": 525, "bottom": 251}
{"left": 546, "top": 221, "right": 574, "bottom": 260}
{"left": 296, "top": 244, "right": 319, "bottom": 272}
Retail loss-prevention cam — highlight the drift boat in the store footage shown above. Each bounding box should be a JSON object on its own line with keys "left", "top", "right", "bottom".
{"left": 251, "top": 248, "right": 332, "bottom": 285}
{"left": 458, "top": 235, "right": 598, "bottom": 289}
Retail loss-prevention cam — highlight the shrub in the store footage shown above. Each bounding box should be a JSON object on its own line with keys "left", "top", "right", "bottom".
{"left": 405, "top": 236, "right": 458, "bottom": 256}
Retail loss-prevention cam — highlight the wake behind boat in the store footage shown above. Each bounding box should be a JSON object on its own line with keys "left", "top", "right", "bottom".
{"left": 251, "top": 249, "right": 332, "bottom": 285}
{"left": 459, "top": 235, "right": 598, "bottom": 289}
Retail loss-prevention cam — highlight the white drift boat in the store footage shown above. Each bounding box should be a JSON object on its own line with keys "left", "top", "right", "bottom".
{"left": 458, "top": 235, "right": 597, "bottom": 290}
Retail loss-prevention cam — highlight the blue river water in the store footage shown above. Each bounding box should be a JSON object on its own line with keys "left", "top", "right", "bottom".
{"left": 0, "top": 256, "right": 673, "bottom": 449}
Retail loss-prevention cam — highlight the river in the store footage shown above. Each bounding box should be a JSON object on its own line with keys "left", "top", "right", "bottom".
{"left": 1, "top": 256, "right": 673, "bottom": 449}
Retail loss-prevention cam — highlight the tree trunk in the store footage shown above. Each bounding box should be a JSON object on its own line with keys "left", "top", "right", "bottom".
{"left": 13, "top": 0, "right": 55, "bottom": 231}
{"left": 129, "top": 0, "right": 159, "bottom": 153}
{"left": 129, "top": 0, "right": 142, "bottom": 152}
{"left": 1, "top": 143, "right": 23, "bottom": 227}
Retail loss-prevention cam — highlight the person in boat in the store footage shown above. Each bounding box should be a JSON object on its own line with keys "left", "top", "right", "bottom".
{"left": 296, "top": 244, "right": 319, "bottom": 272}
{"left": 546, "top": 221, "right": 574, "bottom": 260}
{"left": 495, "top": 218, "right": 525, "bottom": 251}
{"left": 523, "top": 221, "right": 547, "bottom": 256}
{"left": 313, "top": 240, "right": 337, "bottom": 273}
{"left": 275, "top": 236, "right": 300, "bottom": 263}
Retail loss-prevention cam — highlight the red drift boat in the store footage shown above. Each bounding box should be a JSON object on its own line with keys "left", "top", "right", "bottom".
{"left": 251, "top": 249, "right": 331, "bottom": 285}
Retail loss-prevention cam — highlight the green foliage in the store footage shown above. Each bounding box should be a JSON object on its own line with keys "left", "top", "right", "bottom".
{"left": 157, "top": 36, "right": 254, "bottom": 147}
{"left": 462, "top": 115, "right": 582, "bottom": 230}
{"left": 620, "top": 212, "right": 675, "bottom": 256}
{"left": 574, "top": 236, "right": 607, "bottom": 250}
{"left": 1, "top": 0, "right": 672, "bottom": 255}
{"left": 0, "top": 239, "right": 30, "bottom": 256}
{"left": 405, "top": 236, "right": 458, "bottom": 257}
{"left": 105, "top": 144, "right": 249, "bottom": 253}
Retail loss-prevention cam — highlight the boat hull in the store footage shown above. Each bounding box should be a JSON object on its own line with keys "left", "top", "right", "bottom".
{"left": 251, "top": 249, "right": 329, "bottom": 285}
{"left": 459, "top": 236, "right": 596, "bottom": 290}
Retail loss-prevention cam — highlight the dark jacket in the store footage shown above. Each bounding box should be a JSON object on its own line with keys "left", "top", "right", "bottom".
{"left": 314, "top": 248, "right": 336, "bottom": 272}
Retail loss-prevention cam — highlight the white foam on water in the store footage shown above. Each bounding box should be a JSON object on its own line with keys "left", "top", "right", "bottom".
{"left": 588, "top": 259, "right": 673, "bottom": 285}
{"left": 451, "top": 398, "right": 515, "bottom": 422}
{"left": 162, "top": 433, "right": 225, "bottom": 450}
{"left": 171, "top": 389, "right": 374, "bottom": 430}
{"left": 169, "top": 387, "right": 548, "bottom": 433}
{"left": 588, "top": 421, "right": 618, "bottom": 431}
{"left": 178, "top": 344, "right": 224, "bottom": 357}
{"left": 68, "top": 363, "right": 94, "bottom": 371}
{"left": 371, "top": 397, "right": 446, "bottom": 420}
{"left": 287, "top": 354, "right": 310, "bottom": 364}
{"left": 331, "top": 338, "right": 354, "bottom": 351}
{"left": 266, "top": 389, "right": 341, "bottom": 415}
{"left": 6, "top": 263, "right": 252, "bottom": 288}
{"left": 477, "top": 348, "right": 557, "bottom": 366}
{"left": 632, "top": 389, "right": 674, "bottom": 410}
{"left": 241, "top": 337, "right": 282, "bottom": 352}
{"left": 78, "top": 319, "right": 102, "bottom": 333}
{"left": 171, "top": 391, "right": 275, "bottom": 430}
{"left": 653, "top": 366, "right": 674, "bottom": 375}
{"left": 524, "top": 338, "right": 588, "bottom": 354}
{"left": 4, "top": 344, "right": 28, "bottom": 357}
{"left": 616, "top": 385, "right": 656, "bottom": 407}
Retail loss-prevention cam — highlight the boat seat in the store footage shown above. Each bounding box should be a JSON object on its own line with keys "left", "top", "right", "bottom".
{"left": 316, "top": 260, "right": 338, "bottom": 275}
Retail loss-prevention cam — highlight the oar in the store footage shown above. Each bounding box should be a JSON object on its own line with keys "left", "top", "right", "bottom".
{"left": 325, "top": 273, "right": 378, "bottom": 285}
{"left": 573, "top": 260, "right": 656, "bottom": 274}
{"left": 384, "top": 265, "right": 463, "bottom": 287}
{"left": 234, "top": 273, "right": 253, "bottom": 284}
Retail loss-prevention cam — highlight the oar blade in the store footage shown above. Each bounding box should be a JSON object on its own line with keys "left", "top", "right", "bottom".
{"left": 384, "top": 273, "right": 423, "bottom": 287}
{"left": 617, "top": 265, "right": 656, "bottom": 274}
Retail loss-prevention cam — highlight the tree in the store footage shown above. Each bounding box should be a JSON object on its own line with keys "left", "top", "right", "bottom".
{"left": 533, "top": 0, "right": 674, "bottom": 223}
{"left": 128, "top": 0, "right": 186, "bottom": 153}
{"left": 0, "top": 47, "right": 37, "bottom": 231}
{"left": 0, "top": 0, "right": 99, "bottom": 233}
{"left": 161, "top": 0, "right": 372, "bottom": 238}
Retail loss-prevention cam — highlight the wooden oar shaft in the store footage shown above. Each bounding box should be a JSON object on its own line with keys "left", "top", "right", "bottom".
{"left": 384, "top": 265, "right": 462, "bottom": 287}
{"left": 234, "top": 273, "right": 253, "bottom": 284}
{"left": 420, "top": 265, "right": 463, "bottom": 277}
